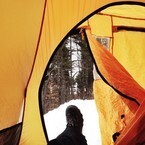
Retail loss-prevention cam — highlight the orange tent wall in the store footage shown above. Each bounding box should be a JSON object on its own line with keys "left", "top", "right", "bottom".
{"left": 0, "top": 0, "right": 44, "bottom": 130}
{"left": 86, "top": 27, "right": 145, "bottom": 144}
{"left": 85, "top": 4, "right": 145, "bottom": 145}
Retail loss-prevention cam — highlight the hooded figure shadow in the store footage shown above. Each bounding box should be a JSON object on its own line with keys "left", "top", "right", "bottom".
{"left": 49, "top": 105, "right": 88, "bottom": 145}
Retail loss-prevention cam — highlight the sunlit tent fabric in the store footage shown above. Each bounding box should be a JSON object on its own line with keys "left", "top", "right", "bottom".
{"left": 86, "top": 28, "right": 145, "bottom": 144}
{"left": 0, "top": 0, "right": 145, "bottom": 145}
{"left": 84, "top": 4, "right": 145, "bottom": 145}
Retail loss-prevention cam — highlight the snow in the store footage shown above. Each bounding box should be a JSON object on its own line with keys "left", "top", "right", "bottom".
{"left": 44, "top": 99, "right": 102, "bottom": 145}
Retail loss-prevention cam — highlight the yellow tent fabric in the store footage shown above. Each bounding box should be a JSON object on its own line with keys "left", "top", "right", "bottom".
{"left": 86, "top": 28, "right": 145, "bottom": 144}
{"left": 86, "top": 29, "right": 145, "bottom": 105}
{"left": 0, "top": 0, "right": 145, "bottom": 145}
{"left": 82, "top": 4, "right": 145, "bottom": 144}
{"left": 0, "top": 0, "right": 44, "bottom": 131}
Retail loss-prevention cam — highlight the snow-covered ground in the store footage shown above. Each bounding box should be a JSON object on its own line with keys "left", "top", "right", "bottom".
{"left": 44, "top": 99, "right": 102, "bottom": 145}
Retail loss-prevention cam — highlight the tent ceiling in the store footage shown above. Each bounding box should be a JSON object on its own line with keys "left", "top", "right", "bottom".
{"left": 100, "top": 4, "right": 145, "bottom": 19}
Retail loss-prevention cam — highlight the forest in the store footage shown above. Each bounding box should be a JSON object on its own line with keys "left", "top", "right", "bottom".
{"left": 41, "top": 30, "right": 110, "bottom": 114}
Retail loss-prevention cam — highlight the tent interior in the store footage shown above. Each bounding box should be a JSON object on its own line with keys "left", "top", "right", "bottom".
{"left": 0, "top": 1, "right": 145, "bottom": 145}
